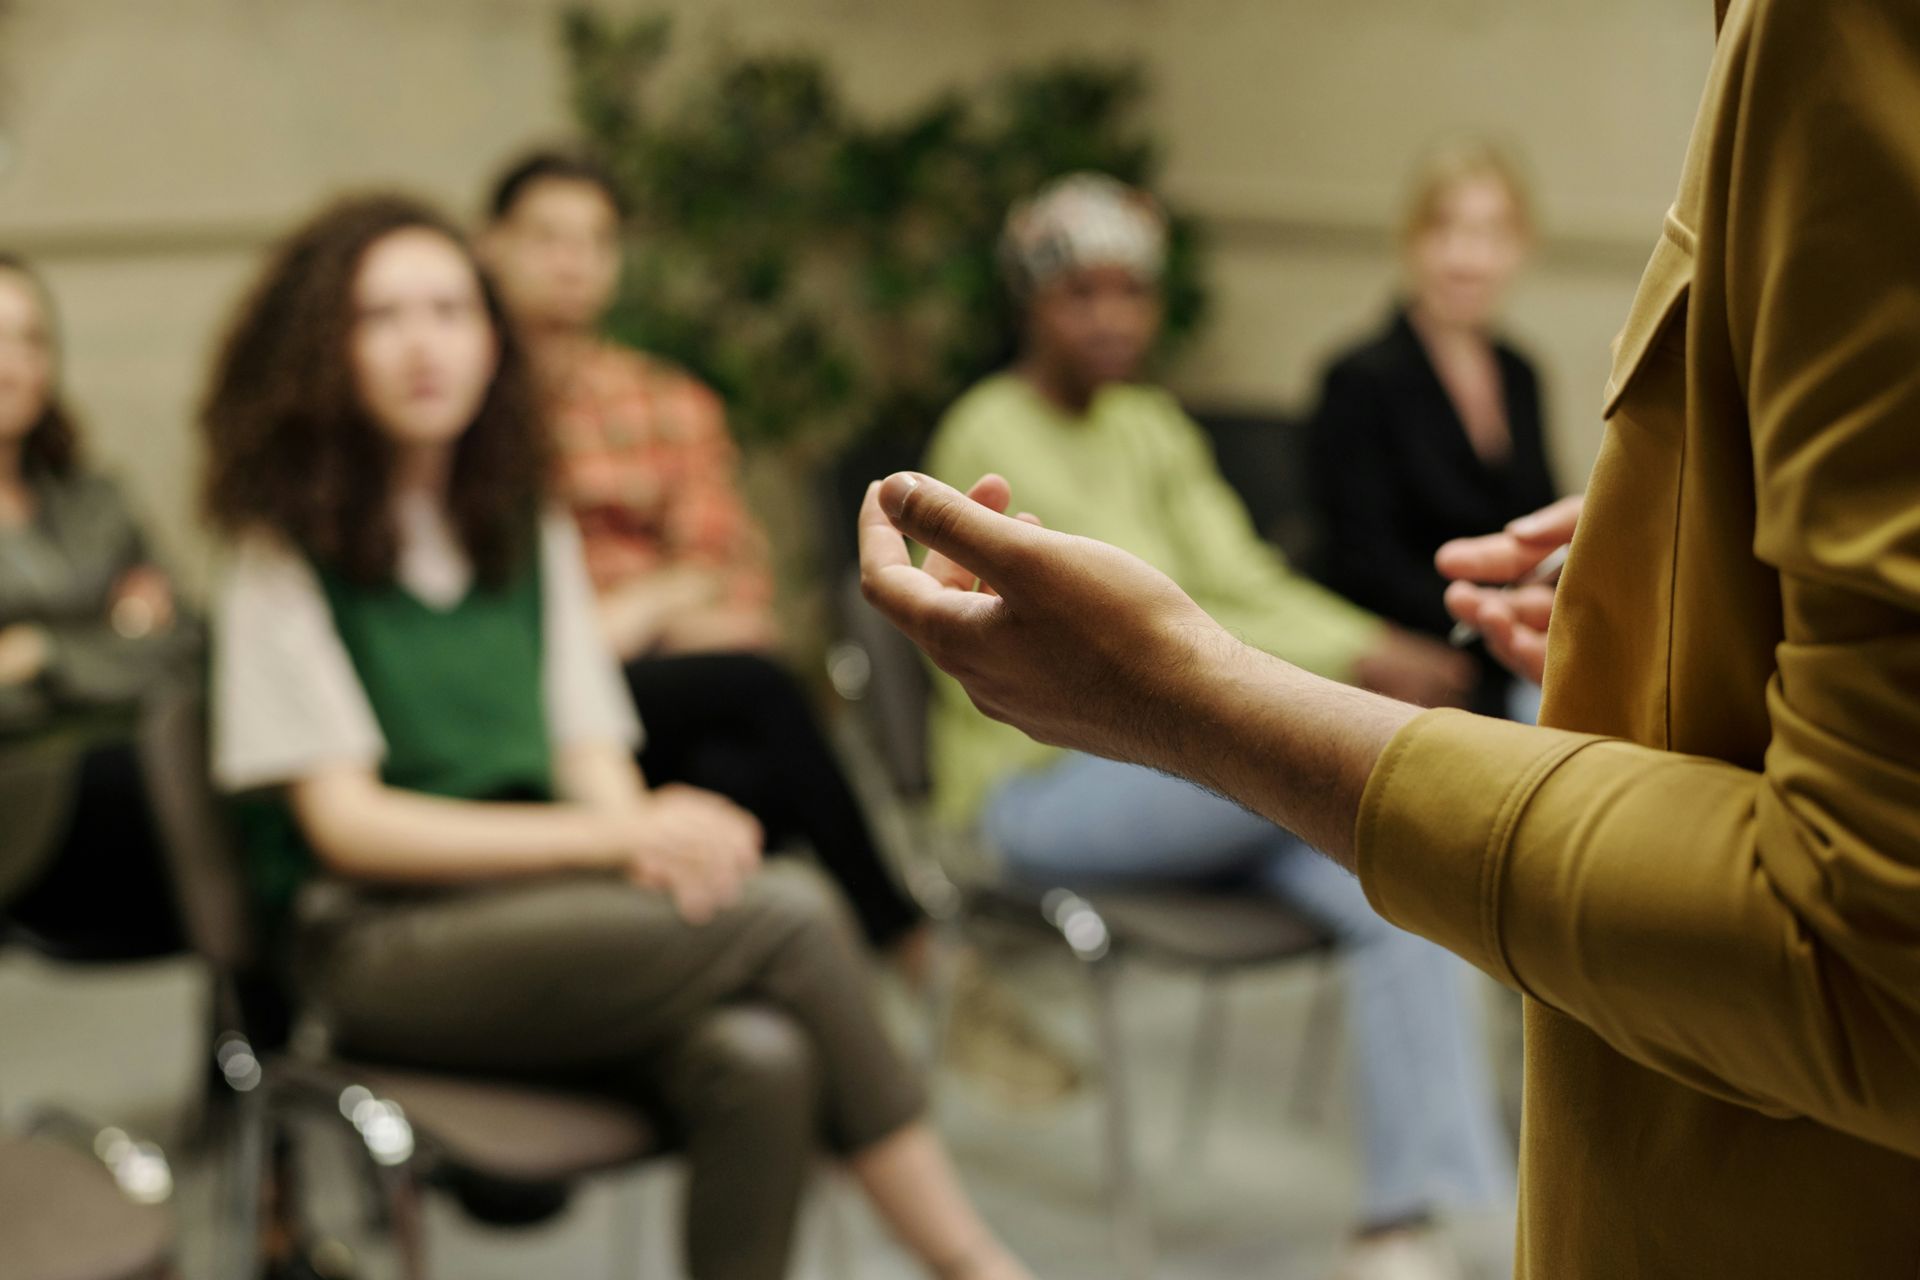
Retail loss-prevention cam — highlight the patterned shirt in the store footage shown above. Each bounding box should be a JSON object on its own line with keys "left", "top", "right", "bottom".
{"left": 547, "top": 344, "right": 773, "bottom": 620}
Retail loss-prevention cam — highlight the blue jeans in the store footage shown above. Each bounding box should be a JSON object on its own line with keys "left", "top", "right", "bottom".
{"left": 982, "top": 753, "right": 1515, "bottom": 1226}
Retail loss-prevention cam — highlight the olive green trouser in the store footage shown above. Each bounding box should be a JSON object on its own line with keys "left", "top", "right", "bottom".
{"left": 296, "top": 862, "right": 927, "bottom": 1280}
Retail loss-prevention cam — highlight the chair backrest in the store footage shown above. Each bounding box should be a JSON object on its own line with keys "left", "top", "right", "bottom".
{"left": 1190, "top": 406, "right": 1325, "bottom": 575}
{"left": 836, "top": 570, "right": 933, "bottom": 801}
{"left": 135, "top": 688, "right": 256, "bottom": 976}
{"left": 815, "top": 431, "right": 934, "bottom": 586}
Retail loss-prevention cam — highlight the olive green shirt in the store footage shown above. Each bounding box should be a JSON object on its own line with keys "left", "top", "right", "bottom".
{"left": 1355, "top": 1, "right": 1920, "bottom": 1273}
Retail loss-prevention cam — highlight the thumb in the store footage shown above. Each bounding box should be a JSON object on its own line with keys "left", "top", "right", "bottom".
{"left": 880, "top": 472, "right": 1039, "bottom": 591}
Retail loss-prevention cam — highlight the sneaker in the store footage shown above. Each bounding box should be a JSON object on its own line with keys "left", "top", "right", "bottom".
{"left": 1330, "top": 1228, "right": 1466, "bottom": 1280}
{"left": 941, "top": 952, "right": 1083, "bottom": 1108}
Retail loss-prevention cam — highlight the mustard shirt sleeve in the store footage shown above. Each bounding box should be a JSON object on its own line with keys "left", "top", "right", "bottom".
{"left": 1356, "top": 0, "right": 1920, "bottom": 1162}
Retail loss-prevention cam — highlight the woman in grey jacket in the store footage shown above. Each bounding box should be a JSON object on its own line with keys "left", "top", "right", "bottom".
{"left": 0, "top": 253, "right": 199, "bottom": 954}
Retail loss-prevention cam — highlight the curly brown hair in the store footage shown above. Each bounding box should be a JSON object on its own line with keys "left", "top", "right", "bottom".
{"left": 0, "top": 253, "right": 81, "bottom": 479}
{"left": 201, "top": 194, "right": 546, "bottom": 586}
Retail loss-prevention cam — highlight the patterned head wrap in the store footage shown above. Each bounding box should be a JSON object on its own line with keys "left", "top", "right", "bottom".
{"left": 999, "top": 172, "right": 1168, "bottom": 297}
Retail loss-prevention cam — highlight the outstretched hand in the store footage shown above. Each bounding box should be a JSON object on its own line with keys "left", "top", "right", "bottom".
{"left": 623, "top": 785, "right": 765, "bottom": 925}
{"left": 859, "top": 470, "right": 1425, "bottom": 866}
{"left": 858, "top": 471, "right": 1233, "bottom": 773}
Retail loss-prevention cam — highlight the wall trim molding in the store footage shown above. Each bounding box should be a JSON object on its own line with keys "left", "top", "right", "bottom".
{"left": 1203, "top": 207, "right": 1654, "bottom": 275}
{"left": 0, "top": 203, "right": 1658, "bottom": 275}
{"left": 0, "top": 217, "right": 283, "bottom": 262}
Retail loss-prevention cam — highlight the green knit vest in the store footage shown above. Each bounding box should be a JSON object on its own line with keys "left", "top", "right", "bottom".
{"left": 236, "top": 544, "right": 551, "bottom": 936}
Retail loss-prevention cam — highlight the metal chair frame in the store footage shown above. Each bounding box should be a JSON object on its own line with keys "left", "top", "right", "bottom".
{"left": 831, "top": 572, "right": 1345, "bottom": 1280}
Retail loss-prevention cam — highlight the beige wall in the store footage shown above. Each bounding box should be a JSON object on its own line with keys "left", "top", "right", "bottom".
{"left": 0, "top": 0, "right": 1716, "bottom": 587}
{"left": 985, "top": 0, "right": 1712, "bottom": 484}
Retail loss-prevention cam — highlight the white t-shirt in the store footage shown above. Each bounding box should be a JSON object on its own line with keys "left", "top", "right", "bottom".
{"left": 211, "top": 496, "right": 641, "bottom": 794}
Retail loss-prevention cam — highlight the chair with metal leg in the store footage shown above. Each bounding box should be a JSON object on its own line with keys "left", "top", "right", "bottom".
{"left": 137, "top": 689, "right": 668, "bottom": 1280}
{"left": 830, "top": 572, "right": 1345, "bottom": 1280}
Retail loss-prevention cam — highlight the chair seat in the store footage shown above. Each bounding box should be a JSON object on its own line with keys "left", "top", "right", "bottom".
{"left": 298, "top": 1061, "right": 662, "bottom": 1185}
{"left": 1089, "top": 891, "right": 1334, "bottom": 965}
{"left": 965, "top": 882, "right": 1335, "bottom": 967}
{"left": 0, "top": 1136, "right": 172, "bottom": 1280}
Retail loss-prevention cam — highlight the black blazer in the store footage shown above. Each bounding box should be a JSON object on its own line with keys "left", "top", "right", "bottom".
{"left": 1308, "top": 309, "right": 1558, "bottom": 706}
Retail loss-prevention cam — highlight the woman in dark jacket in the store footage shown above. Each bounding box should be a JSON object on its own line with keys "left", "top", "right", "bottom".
{"left": 0, "top": 253, "right": 199, "bottom": 953}
{"left": 1310, "top": 140, "right": 1558, "bottom": 719}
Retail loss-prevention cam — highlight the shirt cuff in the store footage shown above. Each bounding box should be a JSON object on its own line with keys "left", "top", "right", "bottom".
{"left": 1353, "top": 708, "right": 1602, "bottom": 988}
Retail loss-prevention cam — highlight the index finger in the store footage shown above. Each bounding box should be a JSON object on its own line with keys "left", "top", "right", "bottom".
{"left": 857, "top": 482, "right": 998, "bottom": 644}
{"left": 923, "top": 473, "right": 1014, "bottom": 590}
{"left": 1435, "top": 531, "right": 1555, "bottom": 585}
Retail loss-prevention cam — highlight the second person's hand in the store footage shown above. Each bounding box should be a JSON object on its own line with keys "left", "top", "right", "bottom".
{"left": 1353, "top": 627, "right": 1477, "bottom": 708}
{"left": 619, "top": 787, "right": 764, "bottom": 924}
{"left": 1436, "top": 494, "right": 1584, "bottom": 685}
{"left": 859, "top": 470, "right": 1236, "bottom": 775}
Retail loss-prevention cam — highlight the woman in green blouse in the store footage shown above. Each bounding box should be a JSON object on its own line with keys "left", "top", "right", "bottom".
{"left": 201, "top": 196, "right": 1028, "bottom": 1280}
{"left": 0, "top": 253, "right": 198, "bottom": 953}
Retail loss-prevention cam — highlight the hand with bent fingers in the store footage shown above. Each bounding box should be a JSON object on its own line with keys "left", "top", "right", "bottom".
{"left": 622, "top": 785, "right": 765, "bottom": 924}
{"left": 1435, "top": 494, "right": 1584, "bottom": 686}
{"left": 858, "top": 470, "right": 1236, "bottom": 775}
{"left": 914, "top": 472, "right": 1044, "bottom": 591}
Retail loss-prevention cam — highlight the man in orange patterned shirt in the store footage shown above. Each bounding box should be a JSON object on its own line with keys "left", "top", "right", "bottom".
{"left": 481, "top": 150, "right": 913, "bottom": 923}
{"left": 546, "top": 336, "right": 780, "bottom": 656}
{"left": 485, "top": 167, "right": 776, "bottom": 660}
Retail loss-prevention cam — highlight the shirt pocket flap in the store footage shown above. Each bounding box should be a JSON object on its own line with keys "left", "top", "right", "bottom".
{"left": 1602, "top": 212, "right": 1696, "bottom": 421}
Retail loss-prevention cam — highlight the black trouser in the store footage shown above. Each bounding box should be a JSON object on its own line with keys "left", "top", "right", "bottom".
{"left": 8, "top": 741, "right": 183, "bottom": 959}
{"left": 625, "top": 651, "right": 922, "bottom": 950}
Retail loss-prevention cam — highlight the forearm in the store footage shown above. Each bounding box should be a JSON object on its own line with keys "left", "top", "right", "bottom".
{"left": 41, "top": 620, "right": 192, "bottom": 705}
{"left": 597, "top": 583, "right": 676, "bottom": 661}
{"left": 1152, "top": 631, "right": 1419, "bottom": 867}
{"left": 552, "top": 741, "right": 650, "bottom": 812}
{"left": 657, "top": 604, "right": 777, "bottom": 655}
{"left": 598, "top": 568, "right": 726, "bottom": 660}
{"left": 291, "top": 772, "right": 626, "bottom": 884}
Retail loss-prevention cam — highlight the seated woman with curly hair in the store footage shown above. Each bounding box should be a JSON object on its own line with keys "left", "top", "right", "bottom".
{"left": 201, "top": 193, "right": 1030, "bottom": 1280}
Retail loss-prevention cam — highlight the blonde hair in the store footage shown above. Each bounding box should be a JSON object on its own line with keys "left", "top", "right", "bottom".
{"left": 1400, "top": 138, "right": 1536, "bottom": 246}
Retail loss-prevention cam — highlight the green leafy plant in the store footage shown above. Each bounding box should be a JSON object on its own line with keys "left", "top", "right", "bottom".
{"left": 562, "top": 10, "right": 1209, "bottom": 452}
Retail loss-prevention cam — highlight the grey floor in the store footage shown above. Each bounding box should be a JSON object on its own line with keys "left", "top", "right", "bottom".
{"left": 0, "top": 929, "right": 1523, "bottom": 1279}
